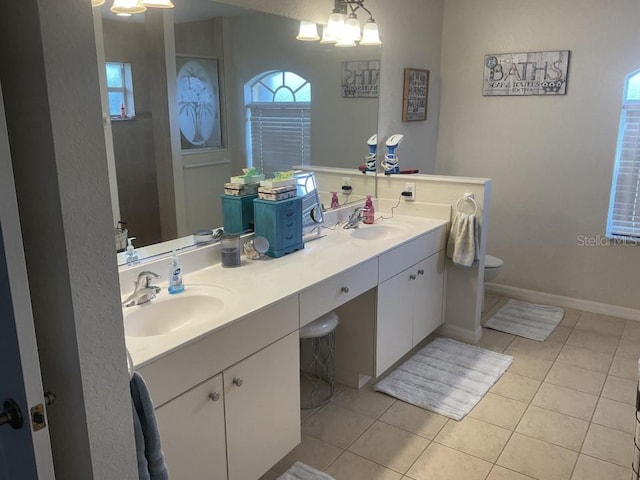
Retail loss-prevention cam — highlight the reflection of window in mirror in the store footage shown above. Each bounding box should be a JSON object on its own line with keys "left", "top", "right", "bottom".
{"left": 106, "top": 62, "right": 135, "bottom": 120}
{"left": 245, "top": 70, "right": 310, "bottom": 177}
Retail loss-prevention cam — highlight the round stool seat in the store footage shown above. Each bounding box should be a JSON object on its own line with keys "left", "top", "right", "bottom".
{"left": 300, "top": 311, "right": 339, "bottom": 339}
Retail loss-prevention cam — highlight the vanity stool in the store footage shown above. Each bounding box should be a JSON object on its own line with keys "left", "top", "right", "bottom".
{"left": 299, "top": 311, "right": 339, "bottom": 409}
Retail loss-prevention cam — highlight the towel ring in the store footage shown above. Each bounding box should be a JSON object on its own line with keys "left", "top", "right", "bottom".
{"left": 456, "top": 194, "right": 478, "bottom": 216}
{"left": 126, "top": 347, "right": 134, "bottom": 381}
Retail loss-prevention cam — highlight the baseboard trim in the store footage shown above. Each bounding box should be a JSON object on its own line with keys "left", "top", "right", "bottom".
{"left": 485, "top": 283, "right": 640, "bottom": 322}
{"left": 436, "top": 323, "right": 482, "bottom": 343}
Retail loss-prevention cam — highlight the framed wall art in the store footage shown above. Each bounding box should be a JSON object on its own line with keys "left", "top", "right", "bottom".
{"left": 402, "top": 68, "right": 429, "bottom": 122}
{"left": 341, "top": 61, "right": 380, "bottom": 98}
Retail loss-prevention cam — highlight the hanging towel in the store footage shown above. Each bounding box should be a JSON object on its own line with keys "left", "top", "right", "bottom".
{"left": 130, "top": 372, "right": 169, "bottom": 480}
{"left": 446, "top": 212, "right": 479, "bottom": 267}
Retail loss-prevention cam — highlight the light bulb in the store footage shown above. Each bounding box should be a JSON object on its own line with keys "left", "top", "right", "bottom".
{"left": 296, "top": 21, "right": 320, "bottom": 41}
{"left": 360, "top": 20, "right": 381, "bottom": 45}
{"left": 320, "top": 25, "right": 338, "bottom": 44}
{"left": 345, "top": 16, "right": 361, "bottom": 42}
{"left": 111, "top": 0, "right": 146, "bottom": 15}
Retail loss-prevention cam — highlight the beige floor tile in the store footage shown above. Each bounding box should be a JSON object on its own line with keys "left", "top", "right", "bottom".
{"left": 484, "top": 293, "right": 503, "bottom": 312}
{"left": 507, "top": 353, "right": 553, "bottom": 380}
{"left": 505, "top": 337, "right": 563, "bottom": 361}
{"left": 591, "top": 397, "right": 635, "bottom": 434}
{"left": 348, "top": 421, "right": 429, "bottom": 474}
{"left": 490, "top": 372, "right": 541, "bottom": 403}
{"left": 621, "top": 320, "right": 640, "bottom": 341}
{"left": 545, "top": 326, "right": 572, "bottom": 344}
{"left": 258, "top": 469, "right": 280, "bottom": 480}
{"left": 560, "top": 309, "right": 581, "bottom": 328}
{"left": 515, "top": 405, "right": 588, "bottom": 451}
{"left": 602, "top": 375, "right": 637, "bottom": 405}
{"left": 469, "top": 392, "right": 528, "bottom": 430}
{"left": 301, "top": 406, "right": 321, "bottom": 422}
{"left": 556, "top": 344, "right": 613, "bottom": 374}
{"left": 581, "top": 423, "right": 634, "bottom": 468}
{"left": 616, "top": 338, "right": 640, "bottom": 359}
{"left": 326, "top": 451, "right": 402, "bottom": 480}
{"left": 609, "top": 353, "right": 639, "bottom": 380}
{"left": 544, "top": 363, "right": 606, "bottom": 395}
{"left": 331, "top": 385, "right": 396, "bottom": 419}
{"left": 302, "top": 404, "right": 375, "bottom": 449}
{"left": 272, "top": 435, "right": 342, "bottom": 474}
{"left": 379, "top": 401, "right": 448, "bottom": 439}
{"left": 477, "top": 328, "right": 516, "bottom": 353}
{"left": 570, "top": 454, "right": 631, "bottom": 480}
{"left": 487, "top": 465, "right": 537, "bottom": 480}
{"left": 574, "top": 312, "right": 626, "bottom": 336}
{"left": 531, "top": 383, "right": 598, "bottom": 421}
{"left": 497, "top": 433, "right": 577, "bottom": 480}
{"left": 407, "top": 443, "right": 492, "bottom": 480}
{"left": 434, "top": 416, "right": 511, "bottom": 462}
{"left": 565, "top": 330, "right": 619, "bottom": 354}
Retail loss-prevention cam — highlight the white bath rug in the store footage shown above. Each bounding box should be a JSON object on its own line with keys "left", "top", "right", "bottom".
{"left": 484, "top": 299, "right": 565, "bottom": 341}
{"left": 278, "top": 462, "right": 335, "bottom": 480}
{"left": 373, "top": 337, "right": 513, "bottom": 421}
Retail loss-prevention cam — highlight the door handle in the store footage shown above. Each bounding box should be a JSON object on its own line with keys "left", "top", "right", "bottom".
{"left": 0, "top": 399, "right": 23, "bottom": 430}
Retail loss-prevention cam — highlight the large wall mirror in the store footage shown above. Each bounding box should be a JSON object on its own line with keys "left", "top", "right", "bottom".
{"left": 96, "top": 0, "right": 381, "bottom": 263}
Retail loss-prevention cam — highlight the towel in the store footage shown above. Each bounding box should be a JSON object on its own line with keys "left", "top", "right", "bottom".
{"left": 446, "top": 212, "right": 479, "bottom": 267}
{"left": 278, "top": 461, "right": 336, "bottom": 480}
{"left": 130, "top": 372, "right": 169, "bottom": 480}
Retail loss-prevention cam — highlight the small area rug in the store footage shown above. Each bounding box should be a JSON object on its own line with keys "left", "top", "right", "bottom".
{"left": 484, "top": 299, "right": 564, "bottom": 341}
{"left": 373, "top": 337, "right": 513, "bottom": 421}
{"left": 278, "top": 462, "right": 335, "bottom": 480}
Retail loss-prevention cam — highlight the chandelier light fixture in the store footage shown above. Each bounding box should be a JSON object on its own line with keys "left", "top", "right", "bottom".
{"left": 92, "top": 0, "right": 174, "bottom": 17}
{"left": 297, "top": 0, "right": 381, "bottom": 47}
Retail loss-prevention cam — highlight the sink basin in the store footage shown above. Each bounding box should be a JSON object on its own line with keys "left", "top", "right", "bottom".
{"left": 350, "top": 224, "right": 406, "bottom": 241}
{"left": 123, "top": 287, "right": 232, "bottom": 337}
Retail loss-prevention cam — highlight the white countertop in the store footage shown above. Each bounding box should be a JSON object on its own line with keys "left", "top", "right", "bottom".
{"left": 125, "top": 215, "right": 448, "bottom": 368}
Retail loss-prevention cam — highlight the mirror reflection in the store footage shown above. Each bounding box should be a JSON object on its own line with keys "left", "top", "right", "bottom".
{"left": 97, "top": 0, "right": 381, "bottom": 262}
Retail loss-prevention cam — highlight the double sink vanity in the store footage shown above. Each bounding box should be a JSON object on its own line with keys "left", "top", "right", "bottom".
{"left": 122, "top": 211, "right": 448, "bottom": 480}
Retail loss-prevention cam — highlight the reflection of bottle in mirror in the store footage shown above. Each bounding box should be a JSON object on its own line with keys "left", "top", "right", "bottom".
{"left": 331, "top": 192, "right": 339, "bottom": 209}
{"left": 120, "top": 103, "right": 126, "bottom": 119}
{"left": 363, "top": 195, "right": 375, "bottom": 224}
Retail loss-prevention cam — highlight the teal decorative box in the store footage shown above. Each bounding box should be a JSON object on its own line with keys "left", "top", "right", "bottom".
{"left": 253, "top": 197, "right": 304, "bottom": 258}
{"left": 221, "top": 193, "right": 258, "bottom": 234}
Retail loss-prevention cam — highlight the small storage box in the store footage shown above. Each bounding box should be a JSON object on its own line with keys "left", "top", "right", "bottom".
{"left": 221, "top": 193, "right": 258, "bottom": 234}
{"left": 253, "top": 197, "right": 304, "bottom": 258}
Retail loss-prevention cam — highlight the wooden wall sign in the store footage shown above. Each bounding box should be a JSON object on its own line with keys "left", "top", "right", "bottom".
{"left": 402, "top": 68, "right": 429, "bottom": 122}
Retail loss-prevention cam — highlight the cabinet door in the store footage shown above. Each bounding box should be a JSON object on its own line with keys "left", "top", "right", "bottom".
{"left": 376, "top": 270, "right": 414, "bottom": 377}
{"left": 155, "top": 374, "right": 227, "bottom": 480}
{"left": 225, "top": 332, "right": 301, "bottom": 480}
{"left": 412, "top": 252, "right": 445, "bottom": 346}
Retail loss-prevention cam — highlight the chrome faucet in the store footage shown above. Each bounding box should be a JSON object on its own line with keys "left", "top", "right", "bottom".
{"left": 343, "top": 207, "right": 364, "bottom": 229}
{"left": 122, "top": 271, "right": 161, "bottom": 307}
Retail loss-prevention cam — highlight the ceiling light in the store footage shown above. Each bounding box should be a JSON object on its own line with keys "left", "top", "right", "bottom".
{"left": 91, "top": 0, "right": 106, "bottom": 6}
{"left": 296, "top": 21, "right": 320, "bottom": 41}
{"left": 139, "top": 0, "right": 174, "bottom": 8}
{"left": 110, "top": 0, "right": 147, "bottom": 15}
{"left": 359, "top": 19, "right": 381, "bottom": 46}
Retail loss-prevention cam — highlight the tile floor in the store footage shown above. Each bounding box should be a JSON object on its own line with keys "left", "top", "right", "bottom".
{"left": 259, "top": 294, "right": 638, "bottom": 480}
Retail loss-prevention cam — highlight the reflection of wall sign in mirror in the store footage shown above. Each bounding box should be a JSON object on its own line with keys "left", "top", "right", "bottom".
{"left": 176, "top": 56, "right": 222, "bottom": 150}
{"left": 341, "top": 61, "right": 380, "bottom": 98}
{"left": 402, "top": 68, "right": 429, "bottom": 122}
{"left": 482, "top": 50, "right": 570, "bottom": 96}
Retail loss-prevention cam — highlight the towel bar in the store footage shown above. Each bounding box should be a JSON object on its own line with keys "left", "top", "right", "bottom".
{"left": 456, "top": 192, "right": 478, "bottom": 215}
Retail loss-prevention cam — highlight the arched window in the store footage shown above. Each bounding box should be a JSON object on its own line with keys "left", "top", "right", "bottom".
{"left": 607, "top": 70, "right": 640, "bottom": 240}
{"left": 244, "top": 71, "right": 311, "bottom": 176}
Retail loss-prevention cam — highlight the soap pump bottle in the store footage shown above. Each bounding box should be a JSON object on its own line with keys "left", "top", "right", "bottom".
{"left": 168, "top": 250, "right": 184, "bottom": 294}
{"left": 125, "top": 237, "right": 139, "bottom": 266}
{"left": 331, "top": 192, "right": 339, "bottom": 209}
{"left": 363, "top": 195, "right": 375, "bottom": 224}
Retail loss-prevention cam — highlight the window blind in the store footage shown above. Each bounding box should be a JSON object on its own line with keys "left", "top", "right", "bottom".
{"left": 248, "top": 104, "right": 311, "bottom": 177}
{"left": 609, "top": 102, "right": 640, "bottom": 239}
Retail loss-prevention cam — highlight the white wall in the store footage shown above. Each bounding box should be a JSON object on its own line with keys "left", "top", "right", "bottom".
{"left": 436, "top": 0, "right": 640, "bottom": 310}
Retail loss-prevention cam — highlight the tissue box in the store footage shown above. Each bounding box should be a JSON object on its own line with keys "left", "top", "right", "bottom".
{"left": 221, "top": 193, "right": 258, "bottom": 234}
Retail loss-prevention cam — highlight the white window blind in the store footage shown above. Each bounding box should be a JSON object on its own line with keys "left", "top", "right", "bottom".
{"left": 248, "top": 104, "right": 311, "bottom": 177}
{"left": 607, "top": 102, "right": 640, "bottom": 239}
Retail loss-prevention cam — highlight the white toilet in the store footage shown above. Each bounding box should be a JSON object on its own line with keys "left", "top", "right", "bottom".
{"left": 484, "top": 254, "right": 504, "bottom": 282}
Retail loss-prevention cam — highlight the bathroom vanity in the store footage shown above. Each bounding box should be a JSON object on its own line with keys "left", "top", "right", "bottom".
{"left": 123, "top": 214, "right": 447, "bottom": 480}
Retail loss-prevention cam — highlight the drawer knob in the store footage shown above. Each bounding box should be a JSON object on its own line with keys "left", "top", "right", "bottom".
{"left": 409, "top": 274, "right": 417, "bottom": 280}
{"left": 341, "top": 286, "right": 350, "bottom": 294}
{"left": 232, "top": 377, "right": 243, "bottom": 387}
{"left": 417, "top": 269, "right": 424, "bottom": 275}
{"left": 209, "top": 392, "right": 220, "bottom": 402}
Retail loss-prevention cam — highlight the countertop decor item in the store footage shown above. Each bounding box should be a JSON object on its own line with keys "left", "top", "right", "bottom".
{"left": 402, "top": 68, "right": 429, "bottom": 122}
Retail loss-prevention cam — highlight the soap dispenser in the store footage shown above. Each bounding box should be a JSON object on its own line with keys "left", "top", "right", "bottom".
{"left": 331, "top": 192, "right": 339, "bottom": 209}
{"left": 125, "top": 237, "right": 139, "bottom": 266}
{"left": 168, "top": 250, "right": 184, "bottom": 294}
{"left": 363, "top": 195, "right": 375, "bottom": 224}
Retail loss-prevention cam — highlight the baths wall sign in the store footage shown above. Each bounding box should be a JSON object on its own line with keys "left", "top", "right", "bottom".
{"left": 482, "top": 50, "right": 570, "bottom": 96}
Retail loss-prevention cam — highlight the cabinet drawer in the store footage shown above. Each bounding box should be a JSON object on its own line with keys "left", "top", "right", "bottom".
{"left": 378, "top": 227, "right": 446, "bottom": 283}
{"left": 300, "top": 258, "right": 377, "bottom": 327}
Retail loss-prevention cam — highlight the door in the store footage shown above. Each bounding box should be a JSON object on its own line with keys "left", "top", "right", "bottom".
{"left": 412, "top": 252, "right": 445, "bottom": 346}
{"left": 0, "top": 83, "right": 55, "bottom": 479}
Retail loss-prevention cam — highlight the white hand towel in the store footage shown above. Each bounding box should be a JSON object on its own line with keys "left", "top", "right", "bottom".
{"left": 446, "top": 212, "right": 479, "bottom": 267}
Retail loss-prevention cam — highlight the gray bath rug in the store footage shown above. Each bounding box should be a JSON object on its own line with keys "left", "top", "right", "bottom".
{"left": 484, "top": 299, "right": 565, "bottom": 341}
{"left": 373, "top": 337, "right": 513, "bottom": 421}
{"left": 278, "top": 462, "right": 335, "bottom": 480}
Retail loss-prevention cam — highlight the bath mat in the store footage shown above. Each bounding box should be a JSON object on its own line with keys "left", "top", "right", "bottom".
{"left": 373, "top": 337, "right": 513, "bottom": 421}
{"left": 484, "top": 299, "right": 564, "bottom": 341}
{"left": 278, "top": 462, "right": 335, "bottom": 480}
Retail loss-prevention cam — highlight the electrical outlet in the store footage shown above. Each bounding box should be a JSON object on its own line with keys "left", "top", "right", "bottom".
{"left": 404, "top": 182, "right": 416, "bottom": 201}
